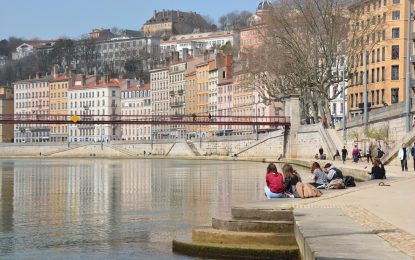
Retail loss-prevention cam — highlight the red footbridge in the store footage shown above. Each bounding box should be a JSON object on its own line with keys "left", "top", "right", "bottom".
{"left": 0, "top": 114, "right": 291, "bottom": 127}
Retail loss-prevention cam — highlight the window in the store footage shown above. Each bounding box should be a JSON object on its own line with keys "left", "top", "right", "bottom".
{"left": 376, "top": 90, "right": 380, "bottom": 105}
{"left": 351, "top": 95, "right": 354, "bottom": 108}
{"left": 377, "top": 48, "right": 380, "bottom": 62}
{"left": 372, "top": 50, "right": 375, "bottom": 63}
{"left": 391, "top": 65, "right": 399, "bottom": 80}
{"left": 391, "top": 88, "right": 399, "bottom": 103}
{"left": 381, "top": 89, "right": 385, "bottom": 103}
{"left": 392, "top": 45, "right": 399, "bottom": 59}
{"left": 371, "top": 68, "right": 375, "bottom": 83}
{"left": 392, "top": 27, "right": 400, "bottom": 38}
{"left": 377, "top": 68, "right": 380, "bottom": 82}
{"left": 382, "top": 47, "right": 385, "bottom": 61}
{"left": 393, "top": 0, "right": 400, "bottom": 3}
{"left": 392, "top": 10, "right": 400, "bottom": 20}
{"left": 371, "top": 91, "right": 375, "bottom": 105}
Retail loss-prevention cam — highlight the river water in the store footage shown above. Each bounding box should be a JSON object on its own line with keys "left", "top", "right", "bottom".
{"left": 0, "top": 159, "right": 308, "bottom": 259}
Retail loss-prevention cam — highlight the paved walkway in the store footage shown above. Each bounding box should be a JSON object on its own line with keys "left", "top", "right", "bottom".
{"left": 240, "top": 159, "right": 415, "bottom": 258}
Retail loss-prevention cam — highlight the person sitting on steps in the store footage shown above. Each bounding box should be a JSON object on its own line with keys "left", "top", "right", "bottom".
{"left": 282, "top": 164, "right": 302, "bottom": 198}
{"left": 309, "top": 162, "right": 328, "bottom": 189}
{"left": 368, "top": 157, "right": 386, "bottom": 180}
{"left": 323, "top": 163, "right": 343, "bottom": 182}
{"left": 264, "top": 163, "right": 293, "bottom": 199}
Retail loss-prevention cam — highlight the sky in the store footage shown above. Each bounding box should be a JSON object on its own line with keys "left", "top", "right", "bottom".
{"left": 0, "top": 0, "right": 259, "bottom": 40}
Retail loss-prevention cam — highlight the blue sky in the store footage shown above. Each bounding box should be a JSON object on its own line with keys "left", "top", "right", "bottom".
{"left": 0, "top": 0, "right": 259, "bottom": 40}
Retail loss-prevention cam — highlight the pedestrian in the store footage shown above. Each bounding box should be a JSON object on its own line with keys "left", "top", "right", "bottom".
{"left": 333, "top": 150, "right": 340, "bottom": 160}
{"left": 192, "top": 113, "right": 196, "bottom": 122}
{"left": 322, "top": 118, "right": 327, "bottom": 129}
{"left": 398, "top": 143, "right": 410, "bottom": 172}
{"left": 318, "top": 146, "right": 324, "bottom": 160}
{"left": 341, "top": 146, "right": 348, "bottom": 164}
{"left": 352, "top": 145, "right": 360, "bottom": 163}
{"left": 411, "top": 143, "right": 415, "bottom": 171}
{"left": 377, "top": 147, "right": 385, "bottom": 159}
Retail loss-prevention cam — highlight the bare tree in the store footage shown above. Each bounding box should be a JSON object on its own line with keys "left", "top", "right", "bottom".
{"left": 77, "top": 36, "right": 99, "bottom": 74}
{"left": 238, "top": 0, "right": 385, "bottom": 122}
{"left": 218, "top": 11, "right": 253, "bottom": 31}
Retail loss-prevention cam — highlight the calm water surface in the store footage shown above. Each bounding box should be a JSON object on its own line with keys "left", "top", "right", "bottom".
{"left": 0, "top": 159, "right": 307, "bottom": 259}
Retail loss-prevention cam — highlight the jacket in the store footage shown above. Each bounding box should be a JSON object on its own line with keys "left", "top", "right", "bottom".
{"left": 398, "top": 148, "right": 411, "bottom": 160}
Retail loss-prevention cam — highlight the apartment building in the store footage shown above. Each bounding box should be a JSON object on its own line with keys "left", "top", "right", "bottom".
{"left": 121, "top": 83, "right": 151, "bottom": 141}
{"left": 169, "top": 62, "right": 186, "bottom": 138}
{"left": 49, "top": 75, "right": 70, "bottom": 142}
{"left": 347, "top": 0, "right": 413, "bottom": 117}
{"left": 13, "top": 74, "right": 51, "bottom": 143}
{"left": 150, "top": 67, "right": 170, "bottom": 139}
{"left": 217, "top": 81, "right": 233, "bottom": 134}
{"left": 68, "top": 75, "right": 122, "bottom": 142}
{"left": 0, "top": 86, "right": 13, "bottom": 142}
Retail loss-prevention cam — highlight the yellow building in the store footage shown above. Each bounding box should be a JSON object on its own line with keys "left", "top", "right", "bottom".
{"left": 49, "top": 75, "right": 69, "bottom": 142}
{"left": 348, "top": 0, "right": 413, "bottom": 117}
{"left": 0, "top": 86, "right": 13, "bottom": 142}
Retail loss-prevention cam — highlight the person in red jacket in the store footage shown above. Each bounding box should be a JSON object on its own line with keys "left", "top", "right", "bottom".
{"left": 264, "top": 163, "right": 291, "bottom": 199}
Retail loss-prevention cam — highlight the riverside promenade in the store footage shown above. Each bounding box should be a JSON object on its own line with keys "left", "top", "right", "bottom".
{"left": 239, "top": 159, "right": 415, "bottom": 259}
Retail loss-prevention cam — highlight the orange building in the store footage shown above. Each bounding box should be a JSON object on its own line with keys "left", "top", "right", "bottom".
{"left": 196, "top": 60, "right": 210, "bottom": 137}
{"left": 49, "top": 75, "right": 70, "bottom": 142}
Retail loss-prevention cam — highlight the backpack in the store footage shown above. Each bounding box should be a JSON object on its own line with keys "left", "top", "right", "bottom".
{"left": 331, "top": 167, "right": 343, "bottom": 180}
{"left": 328, "top": 178, "right": 345, "bottom": 189}
{"left": 344, "top": 176, "right": 356, "bottom": 187}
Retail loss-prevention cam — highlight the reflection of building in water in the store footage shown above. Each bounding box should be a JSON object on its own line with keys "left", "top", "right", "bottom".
{"left": 0, "top": 164, "right": 14, "bottom": 233}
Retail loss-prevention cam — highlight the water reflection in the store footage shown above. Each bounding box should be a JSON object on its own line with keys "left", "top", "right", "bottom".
{"left": 0, "top": 159, "right": 286, "bottom": 259}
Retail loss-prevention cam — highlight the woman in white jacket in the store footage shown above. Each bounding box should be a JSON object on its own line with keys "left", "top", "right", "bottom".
{"left": 398, "top": 143, "right": 410, "bottom": 172}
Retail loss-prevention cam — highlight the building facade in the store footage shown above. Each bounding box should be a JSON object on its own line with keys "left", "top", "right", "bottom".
{"left": 13, "top": 74, "right": 51, "bottom": 143}
{"left": 68, "top": 76, "right": 122, "bottom": 142}
{"left": 347, "top": 0, "right": 413, "bottom": 117}
{"left": 150, "top": 67, "right": 170, "bottom": 139}
{"left": 49, "top": 75, "right": 70, "bottom": 142}
{"left": 121, "top": 83, "right": 151, "bottom": 141}
{"left": 0, "top": 86, "right": 13, "bottom": 142}
{"left": 169, "top": 62, "right": 186, "bottom": 138}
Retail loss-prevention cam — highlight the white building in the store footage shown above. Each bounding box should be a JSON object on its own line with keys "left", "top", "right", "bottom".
{"left": 160, "top": 31, "right": 239, "bottom": 60}
{"left": 329, "top": 64, "right": 347, "bottom": 126}
{"left": 68, "top": 75, "right": 122, "bottom": 142}
{"left": 92, "top": 36, "right": 160, "bottom": 74}
{"left": 12, "top": 41, "right": 55, "bottom": 60}
{"left": 150, "top": 67, "right": 170, "bottom": 139}
{"left": 121, "top": 83, "right": 152, "bottom": 141}
{"left": 169, "top": 62, "right": 186, "bottom": 138}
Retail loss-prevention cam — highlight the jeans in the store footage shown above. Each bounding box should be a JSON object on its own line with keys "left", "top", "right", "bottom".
{"left": 353, "top": 154, "right": 359, "bottom": 162}
{"left": 264, "top": 186, "right": 287, "bottom": 199}
{"left": 401, "top": 159, "right": 408, "bottom": 171}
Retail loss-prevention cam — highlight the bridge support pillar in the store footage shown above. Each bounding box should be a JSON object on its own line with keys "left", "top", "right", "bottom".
{"left": 284, "top": 94, "right": 300, "bottom": 159}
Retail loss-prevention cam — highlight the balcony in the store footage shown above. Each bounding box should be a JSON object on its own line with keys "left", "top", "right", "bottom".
{"left": 169, "top": 91, "right": 175, "bottom": 96}
{"left": 411, "top": 55, "right": 415, "bottom": 63}
{"left": 178, "top": 90, "right": 184, "bottom": 95}
{"left": 412, "top": 32, "right": 415, "bottom": 41}
{"left": 170, "top": 101, "right": 184, "bottom": 108}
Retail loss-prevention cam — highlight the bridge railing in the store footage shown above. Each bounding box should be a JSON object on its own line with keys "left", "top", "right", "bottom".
{"left": 0, "top": 114, "right": 291, "bottom": 126}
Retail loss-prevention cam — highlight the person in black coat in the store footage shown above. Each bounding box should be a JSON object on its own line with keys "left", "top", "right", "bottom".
{"left": 368, "top": 157, "right": 386, "bottom": 179}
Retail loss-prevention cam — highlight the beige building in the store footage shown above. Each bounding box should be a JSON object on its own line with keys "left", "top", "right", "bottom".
{"left": 150, "top": 67, "right": 170, "bottom": 139}
{"left": 0, "top": 86, "right": 13, "bottom": 142}
{"left": 169, "top": 62, "right": 186, "bottom": 138}
{"left": 348, "top": 0, "right": 413, "bottom": 117}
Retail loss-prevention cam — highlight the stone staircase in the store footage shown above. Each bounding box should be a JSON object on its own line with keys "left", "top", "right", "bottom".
{"left": 383, "top": 128, "right": 415, "bottom": 165}
{"left": 173, "top": 207, "right": 300, "bottom": 259}
{"left": 326, "top": 129, "right": 345, "bottom": 152}
{"left": 186, "top": 140, "right": 201, "bottom": 156}
{"left": 317, "top": 125, "right": 337, "bottom": 158}
{"left": 106, "top": 144, "right": 136, "bottom": 157}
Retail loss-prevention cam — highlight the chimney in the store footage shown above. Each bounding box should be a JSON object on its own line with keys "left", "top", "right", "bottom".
{"left": 53, "top": 65, "right": 58, "bottom": 79}
{"left": 104, "top": 74, "right": 110, "bottom": 84}
{"left": 127, "top": 79, "right": 131, "bottom": 88}
{"left": 216, "top": 52, "right": 221, "bottom": 69}
{"left": 81, "top": 74, "right": 86, "bottom": 86}
{"left": 35, "top": 72, "right": 40, "bottom": 80}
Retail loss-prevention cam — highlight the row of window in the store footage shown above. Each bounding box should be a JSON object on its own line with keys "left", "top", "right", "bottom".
{"left": 15, "top": 91, "right": 49, "bottom": 99}
{"left": 14, "top": 82, "right": 48, "bottom": 90}
{"left": 350, "top": 89, "right": 391, "bottom": 109}
{"left": 352, "top": 65, "right": 400, "bottom": 86}
{"left": 50, "top": 83, "right": 68, "bottom": 90}
{"left": 121, "top": 90, "right": 150, "bottom": 99}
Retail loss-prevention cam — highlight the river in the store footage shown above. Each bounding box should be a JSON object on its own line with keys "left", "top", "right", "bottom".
{"left": 0, "top": 158, "right": 309, "bottom": 259}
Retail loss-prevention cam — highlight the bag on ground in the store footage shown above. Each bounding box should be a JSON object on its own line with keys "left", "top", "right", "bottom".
{"left": 344, "top": 176, "right": 356, "bottom": 187}
{"left": 328, "top": 178, "right": 345, "bottom": 189}
{"left": 296, "top": 182, "right": 321, "bottom": 198}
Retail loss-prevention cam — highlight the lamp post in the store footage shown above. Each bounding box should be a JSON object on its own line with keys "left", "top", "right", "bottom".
{"left": 406, "top": 0, "right": 412, "bottom": 133}
{"left": 255, "top": 97, "right": 259, "bottom": 141}
{"left": 342, "top": 65, "right": 347, "bottom": 141}
{"left": 363, "top": 51, "right": 368, "bottom": 136}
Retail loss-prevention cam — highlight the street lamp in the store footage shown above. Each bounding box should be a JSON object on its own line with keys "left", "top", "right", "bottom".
{"left": 405, "top": 0, "right": 412, "bottom": 132}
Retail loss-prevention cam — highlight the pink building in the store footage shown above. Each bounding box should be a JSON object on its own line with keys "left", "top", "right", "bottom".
{"left": 217, "top": 80, "right": 233, "bottom": 134}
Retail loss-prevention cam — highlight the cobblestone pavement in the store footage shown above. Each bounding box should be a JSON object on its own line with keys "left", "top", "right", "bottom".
{"left": 288, "top": 169, "right": 415, "bottom": 259}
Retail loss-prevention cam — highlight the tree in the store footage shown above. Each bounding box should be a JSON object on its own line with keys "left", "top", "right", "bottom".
{"left": 218, "top": 11, "right": 252, "bottom": 31}
{"left": 50, "top": 39, "right": 75, "bottom": 69}
{"left": 77, "top": 36, "right": 99, "bottom": 74}
{"left": 238, "top": 0, "right": 384, "bottom": 122}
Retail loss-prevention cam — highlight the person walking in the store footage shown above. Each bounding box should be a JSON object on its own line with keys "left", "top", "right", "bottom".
{"left": 352, "top": 145, "right": 360, "bottom": 163}
{"left": 341, "top": 146, "right": 348, "bottom": 164}
{"left": 398, "top": 143, "right": 410, "bottom": 172}
{"left": 411, "top": 143, "right": 415, "bottom": 171}
{"left": 366, "top": 148, "right": 372, "bottom": 163}
{"left": 377, "top": 148, "right": 385, "bottom": 159}
{"left": 318, "top": 146, "right": 324, "bottom": 160}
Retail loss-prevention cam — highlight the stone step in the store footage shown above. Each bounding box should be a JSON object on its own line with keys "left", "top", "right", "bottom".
{"left": 192, "top": 227, "right": 297, "bottom": 246}
{"left": 173, "top": 234, "right": 300, "bottom": 260}
{"left": 231, "top": 207, "right": 294, "bottom": 221}
{"left": 212, "top": 218, "right": 294, "bottom": 233}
